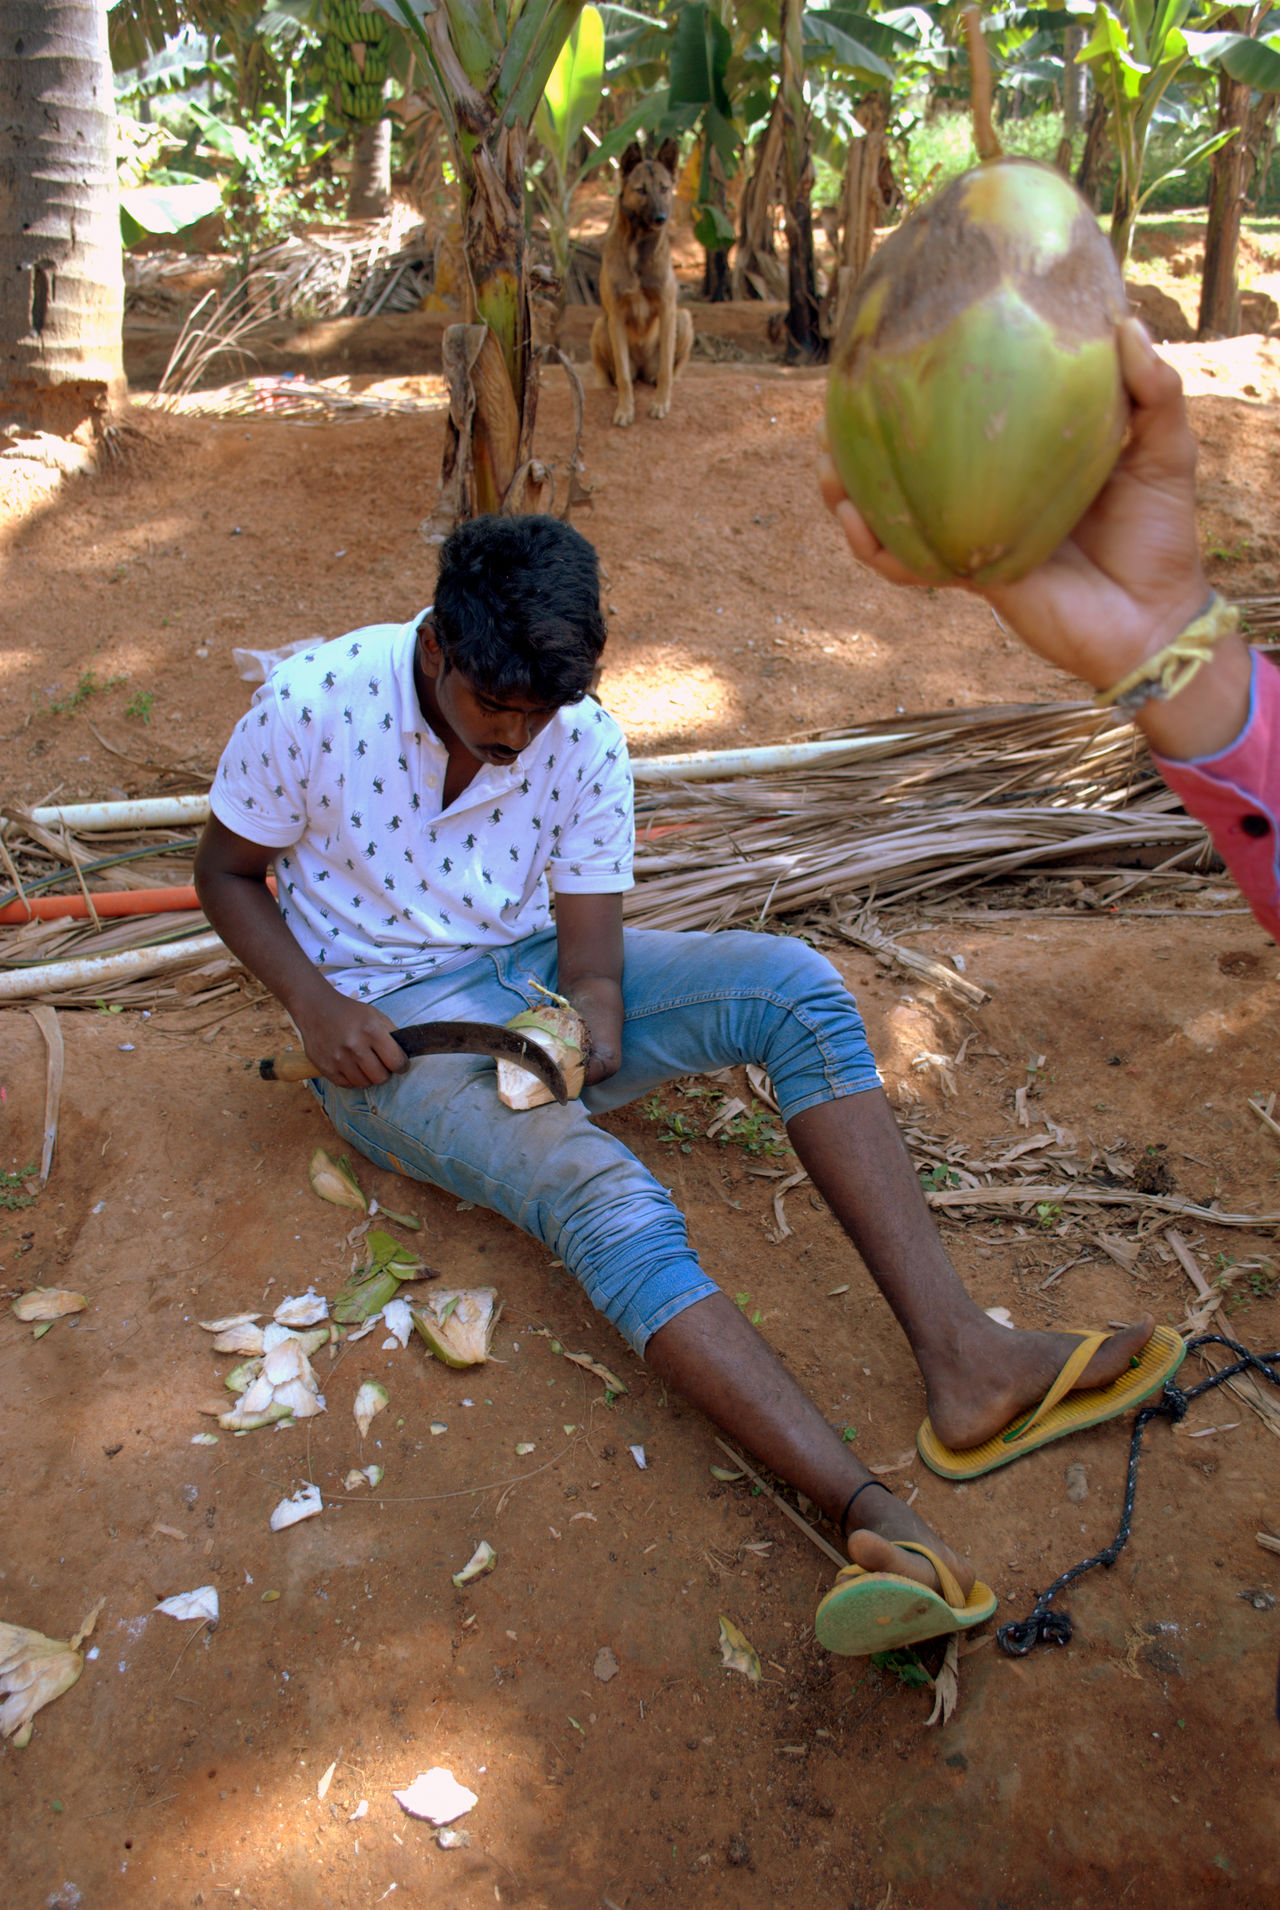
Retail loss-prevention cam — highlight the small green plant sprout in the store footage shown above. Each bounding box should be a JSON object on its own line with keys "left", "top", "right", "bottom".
{"left": 919, "top": 1163, "right": 961, "bottom": 1191}
{"left": 45, "top": 668, "right": 125, "bottom": 716}
{"left": 1204, "top": 536, "right": 1251, "bottom": 564}
{"left": 658, "top": 1110, "right": 698, "bottom": 1154}
{"left": 717, "top": 1101, "right": 788, "bottom": 1157}
{"left": 93, "top": 1000, "right": 125, "bottom": 1015}
{"left": 1213, "top": 1255, "right": 1278, "bottom": 1309}
{"left": 0, "top": 1163, "right": 38, "bottom": 1211}
{"left": 734, "top": 1291, "right": 764, "bottom": 1327}
{"left": 125, "top": 689, "right": 155, "bottom": 725}
{"left": 871, "top": 1648, "right": 933, "bottom": 1689}
{"left": 840, "top": 1424, "right": 858, "bottom": 1444}
{"left": 1035, "top": 1201, "right": 1063, "bottom": 1230}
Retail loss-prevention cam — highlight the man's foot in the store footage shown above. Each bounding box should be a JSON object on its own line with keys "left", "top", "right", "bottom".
{"left": 922, "top": 1315, "right": 1155, "bottom": 1453}
{"left": 846, "top": 1482, "right": 976, "bottom": 1605}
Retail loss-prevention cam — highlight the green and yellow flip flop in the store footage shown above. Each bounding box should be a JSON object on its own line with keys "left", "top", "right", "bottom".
{"left": 916, "top": 1322, "right": 1186, "bottom": 1481}
{"left": 815, "top": 1542, "right": 997, "bottom": 1656}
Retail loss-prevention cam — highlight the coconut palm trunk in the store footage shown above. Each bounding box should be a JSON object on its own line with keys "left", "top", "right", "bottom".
{"left": 0, "top": 0, "right": 125, "bottom": 435}
{"left": 1197, "top": 8, "right": 1280, "bottom": 340}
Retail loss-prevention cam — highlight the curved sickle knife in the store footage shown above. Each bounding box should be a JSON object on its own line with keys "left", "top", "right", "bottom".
{"left": 253, "top": 1018, "right": 569, "bottom": 1104}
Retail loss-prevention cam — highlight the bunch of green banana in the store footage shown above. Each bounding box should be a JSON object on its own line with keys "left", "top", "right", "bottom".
{"left": 322, "top": 0, "right": 390, "bottom": 125}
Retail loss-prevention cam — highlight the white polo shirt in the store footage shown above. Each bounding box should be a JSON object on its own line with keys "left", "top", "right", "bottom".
{"left": 210, "top": 613, "right": 634, "bottom": 1000}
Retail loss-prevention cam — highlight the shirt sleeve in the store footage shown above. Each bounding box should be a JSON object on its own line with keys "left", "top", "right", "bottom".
{"left": 547, "top": 715, "right": 635, "bottom": 895}
{"left": 209, "top": 681, "right": 311, "bottom": 849}
{"left": 1152, "top": 651, "right": 1280, "bottom": 942}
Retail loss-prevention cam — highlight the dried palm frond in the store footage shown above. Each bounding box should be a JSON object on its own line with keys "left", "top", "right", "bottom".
{"left": 0, "top": 686, "right": 1269, "bottom": 1008}
{"left": 162, "top": 377, "right": 443, "bottom": 423}
{"left": 625, "top": 701, "right": 1211, "bottom": 933}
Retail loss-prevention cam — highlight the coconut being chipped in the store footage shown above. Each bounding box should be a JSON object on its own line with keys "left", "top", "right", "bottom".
{"left": 496, "top": 1003, "right": 587, "bottom": 1110}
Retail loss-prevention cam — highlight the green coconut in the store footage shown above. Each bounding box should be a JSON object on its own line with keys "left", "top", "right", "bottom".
{"left": 825, "top": 157, "right": 1129, "bottom": 585}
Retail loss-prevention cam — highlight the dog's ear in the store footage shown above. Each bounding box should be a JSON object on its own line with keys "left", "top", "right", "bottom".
{"left": 655, "top": 137, "right": 680, "bottom": 178}
{"left": 620, "top": 142, "right": 644, "bottom": 179}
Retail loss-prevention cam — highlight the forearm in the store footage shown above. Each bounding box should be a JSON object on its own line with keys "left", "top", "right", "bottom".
{"left": 559, "top": 971, "right": 624, "bottom": 1079}
{"left": 554, "top": 891, "right": 626, "bottom": 1085}
{"left": 196, "top": 863, "right": 336, "bottom": 1024}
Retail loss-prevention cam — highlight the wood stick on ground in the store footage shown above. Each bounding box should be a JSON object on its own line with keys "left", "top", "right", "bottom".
{"left": 27, "top": 1003, "right": 63, "bottom": 1187}
{"left": 1165, "top": 1228, "right": 1214, "bottom": 1300}
{"left": 713, "top": 1438, "right": 848, "bottom": 1568}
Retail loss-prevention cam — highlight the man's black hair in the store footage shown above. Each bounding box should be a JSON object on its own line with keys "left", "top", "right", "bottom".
{"left": 429, "top": 515, "right": 608, "bottom": 705}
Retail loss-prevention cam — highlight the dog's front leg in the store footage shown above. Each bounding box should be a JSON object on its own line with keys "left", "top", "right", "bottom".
{"left": 649, "top": 291, "right": 676, "bottom": 420}
{"left": 609, "top": 311, "right": 635, "bottom": 427}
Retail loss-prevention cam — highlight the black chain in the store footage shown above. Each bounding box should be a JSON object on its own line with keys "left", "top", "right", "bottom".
{"left": 996, "top": 1335, "right": 1280, "bottom": 1691}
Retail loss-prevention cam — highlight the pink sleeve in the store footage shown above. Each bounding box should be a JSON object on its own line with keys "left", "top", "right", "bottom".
{"left": 1152, "top": 652, "right": 1280, "bottom": 942}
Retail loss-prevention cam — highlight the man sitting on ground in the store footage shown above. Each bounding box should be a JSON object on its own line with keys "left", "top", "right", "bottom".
{"left": 195, "top": 513, "right": 1174, "bottom": 1654}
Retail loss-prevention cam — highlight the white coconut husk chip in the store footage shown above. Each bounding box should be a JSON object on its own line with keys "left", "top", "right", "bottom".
{"left": 309, "top": 1148, "right": 368, "bottom": 1212}
{"left": 219, "top": 1336, "right": 325, "bottom": 1430}
{"left": 0, "top": 1597, "right": 104, "bottom": 1747}
{"left": 353, "top": 1380, "right": 388, "bottom": 1438}
{"left": 12, "top": 1287, "right": 87, "bottom": 1322}
{"left": 411, "top": 1289, "right": 498, "bottom": 1367}
{"left": 273, "top": 1287, "right": 329, "bottom": 1328}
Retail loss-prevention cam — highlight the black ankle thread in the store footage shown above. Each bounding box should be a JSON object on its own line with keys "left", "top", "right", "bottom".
{"left": 839, "top": 1478, "right": 895, "bottom": 1536}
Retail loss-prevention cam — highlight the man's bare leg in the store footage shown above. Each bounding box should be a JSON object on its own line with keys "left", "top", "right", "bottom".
{"left": 644, "top": 1291, "right": 974, "bottom": 1598}
{"left": 787, "top": 1087, "right": 1153, "bottom": 1449}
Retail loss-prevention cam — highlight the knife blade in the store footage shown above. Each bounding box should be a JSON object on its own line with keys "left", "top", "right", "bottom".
{"left": 254, "top": 1018, "right": 570, "bottom": 1103}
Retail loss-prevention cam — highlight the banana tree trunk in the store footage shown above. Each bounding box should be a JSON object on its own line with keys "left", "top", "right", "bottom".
{"left": 387, "top": 0, "right": 584, "bottom": 529}
{"left": 701, "top": 146, "right": 732, "bottom": 302}
{"left": 1063, "top": 25, "right": 1087, "bottom": 137}
{"left": 431, "top": 124, "right": 542, "bottom": 528}
{"left": 779, "top": 0, "right": 822, "bottom": 362}
{"left": 0, "top": 0, "right": 125, "bottom": 435}
{"left": 820, "top": 91, "right": 887, "bottom": 343}
{"left": 1109, "top": 174, "right": 1139, "bottom": 268}
{"left": 732, "top": 101, "right": 787, "bottom": 300}
{"left": 1075, "top": 93, "right": 1110, "bottom": 211}
{"left": 347, "top": 114, "right": 394, "bottom": 220}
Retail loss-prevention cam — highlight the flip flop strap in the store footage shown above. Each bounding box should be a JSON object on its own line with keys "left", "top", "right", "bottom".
{"left": 1006, "top": 1332, "right": 1107, "bottom": 1440}
{"left": 831, "top": 1544, "right": 968, "bottom": 1611}
{"left": 897, "top": 1542, "right": 966, "bottom": 1611}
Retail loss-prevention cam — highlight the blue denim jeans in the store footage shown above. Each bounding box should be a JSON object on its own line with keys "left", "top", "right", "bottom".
{"left": 311, "top": 928, "right": 880, "bottom": 1353}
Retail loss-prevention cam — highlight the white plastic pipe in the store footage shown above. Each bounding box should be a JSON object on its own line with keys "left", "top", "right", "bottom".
{"left": 631, "top": 736, "right": 911, "bottom": 784}
{"left": 6, "top": 740, "right": 915, "bottom": 834}
{"left": 0, "top": 931, "right": 227, "bottom": 1002}
{"left": 19, "top": 795, "right": 214, "bottom": 833}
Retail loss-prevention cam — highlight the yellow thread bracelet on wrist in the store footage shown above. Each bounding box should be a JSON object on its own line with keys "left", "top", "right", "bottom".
{"left": 1093, "top": 594, "right": 1241, "bottom": 713}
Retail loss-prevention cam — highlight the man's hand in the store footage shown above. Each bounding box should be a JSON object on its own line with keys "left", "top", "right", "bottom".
{"left": 195, "top": 815, "right": 409, "bottom": 1088}
{"left": 290, "top": 994, "right": 409, "bottom": 1091}
{"left": 554, "top": 891, "right": 625, "bottom": 1088}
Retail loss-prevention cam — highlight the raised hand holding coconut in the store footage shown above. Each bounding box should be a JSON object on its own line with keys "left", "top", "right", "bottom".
{"left": 820, "top": 9, "right": 1253, "bottom": 771}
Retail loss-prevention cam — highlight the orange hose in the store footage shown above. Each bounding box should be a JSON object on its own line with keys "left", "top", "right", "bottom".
{"left": 0, "top": 877, "right": 275, "bottom": 925}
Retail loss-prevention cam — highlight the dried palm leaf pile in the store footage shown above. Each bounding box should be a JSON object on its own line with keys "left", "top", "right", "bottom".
{"left": 165, "top": 375, "right": 444, "bottom": 423}
{"left": 3, "top": 675, "right": 1274, "bottom": 1019}
{"left": 5, "top": 685, "right": 1280, "bottom": 1263}
{"left": 626, "top": 697, "right": 1231, "bottom": 934}
{"left": 125, "top": 207, "right": 431, "bottom": 325}
{"left": 136, "top": 210, "right": 438, "bottom": 402}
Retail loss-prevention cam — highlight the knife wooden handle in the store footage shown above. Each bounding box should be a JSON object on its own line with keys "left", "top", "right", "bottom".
{"left": 257, "top": 1049, "right": 321, "bottom": 1082}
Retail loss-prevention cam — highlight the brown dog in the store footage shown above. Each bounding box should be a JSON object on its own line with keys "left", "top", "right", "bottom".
{"left": 590, "top": 138, "right": 694, "bottom": 427}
